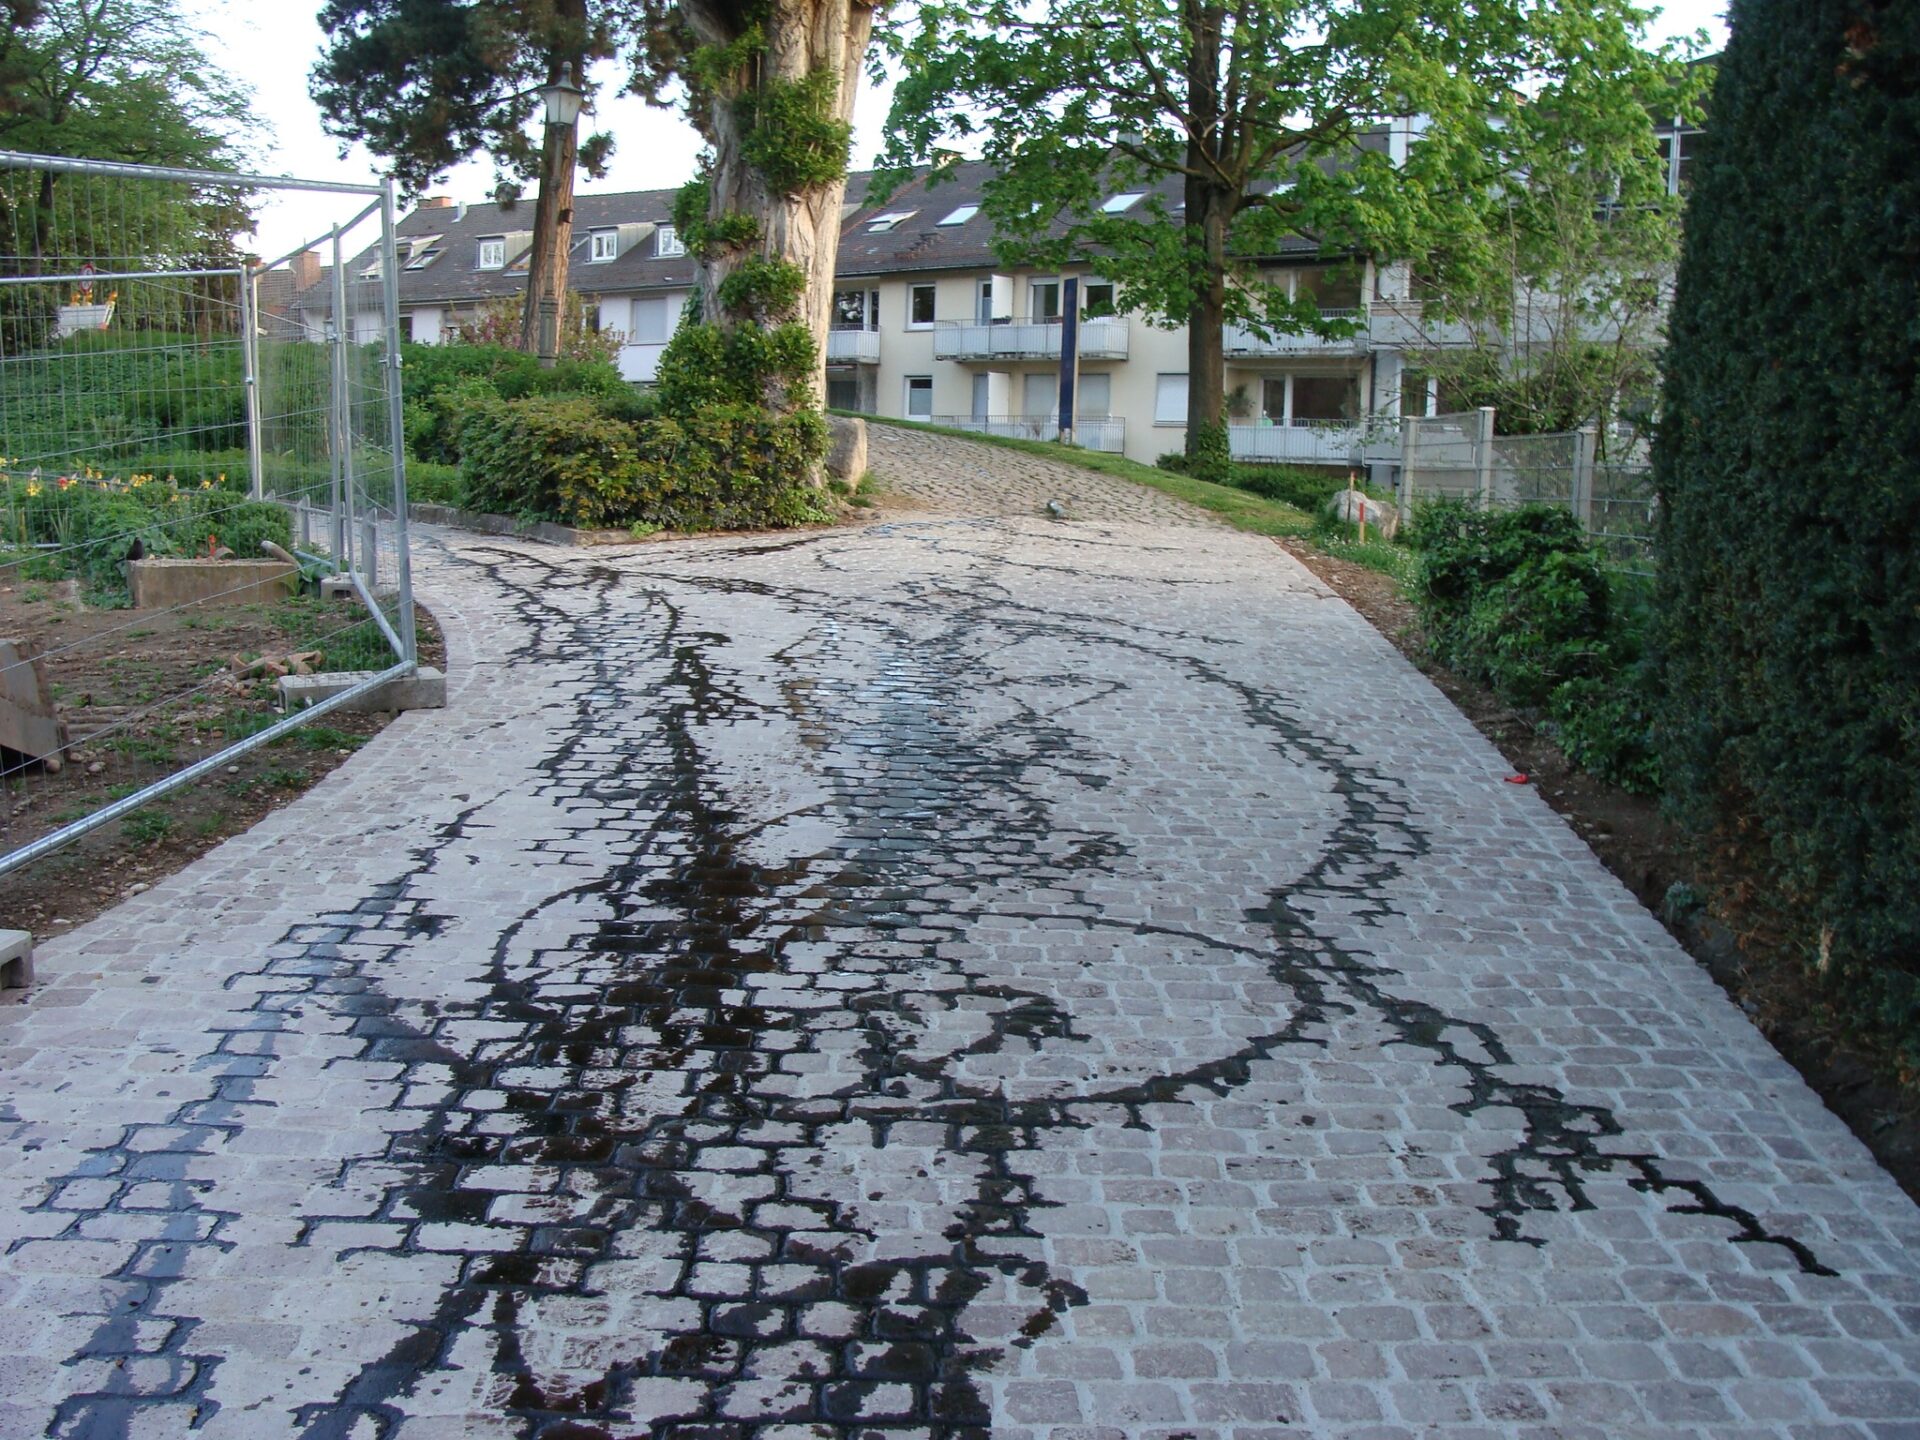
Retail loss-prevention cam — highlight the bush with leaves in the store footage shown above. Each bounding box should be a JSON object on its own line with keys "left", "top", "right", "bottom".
{"left": 1411, "top": 501, "right": 1660, "bottom": 792}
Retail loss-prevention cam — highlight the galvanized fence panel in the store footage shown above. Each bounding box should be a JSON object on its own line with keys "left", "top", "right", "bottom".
{"left": 1399, "top": 408, "right": 1656, "bottom": 571}
{"left": 0, "top": 150, "right": 414, "bottom": 881}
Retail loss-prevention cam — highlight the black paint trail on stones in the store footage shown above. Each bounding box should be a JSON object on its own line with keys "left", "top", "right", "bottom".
{"left": 26, "top": 513, "right": 1836, "bottom": 1439}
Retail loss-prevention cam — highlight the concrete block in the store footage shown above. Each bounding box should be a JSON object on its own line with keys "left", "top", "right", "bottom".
{"left": 127, "top": 559, "right": 296, "bottom": 610}
{"left": 319, "top": 575, "right": 359, "bottom": 602}
{"left": 0, "top": 929, "right": 32, "bottom": 989}
{"left": 277, "top": 667, "right": 446, "bottom": 714}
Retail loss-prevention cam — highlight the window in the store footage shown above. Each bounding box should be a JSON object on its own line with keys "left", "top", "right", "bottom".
{"left": 905, "top": 375, "right": 933, "bottom": 418}
{"left": 867, "top": 210, "right": 917, "bottom": 232}
{"left": 1154, "top": 373, "right": 1188, "bottom": 425}
{"left": 1031, "top": 281, "right": 1061, "bottom": 321}
{"left": 977, "top": 280, "right": 994, "bottom": 323}
{"left": 476, "top": 236, "right": 506, "bottom": 270}
{"left": 971, "top": 373, "right": 990, "bottom": 421}
{"left": 937, "top": 204, "right": 979, "bottom": 226}
{"left": 1083, "top": 281, "right": 1116, "bottom": 318}
{"left": 1292, "top": 374, "right": 1360, "bottom": 422}
{"left": 404, "top": 244, "right": 443, "bottom": 271}
{"left": 630, "top": 296, "right": 670, "bottom": 345}
{"left": 908, "top": 284, "right": 936, "bottom": 327}
{"left": 1023, "top": 373, "right": 1054, "bottom": 418}
{"left": 590, "top": 229, "right": 619, "bottom": 263}
{"left": 1101, "top": 192, "right": 1146, "bottom": 214}
{"left": 1077, "top": 373, "right": 1111, "bottom": 418}
{"left": 655, "top": 225, "right": 684, "bottom": 258}
{"left": 832, "top": 289, "right": 866, "bottom": 330}
{"left": 1296, "top": 265, "right": 1363, "bottom": 311}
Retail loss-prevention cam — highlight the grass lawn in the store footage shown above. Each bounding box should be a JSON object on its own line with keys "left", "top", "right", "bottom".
{"left": 857, "top": 413, "right": 1415, "bottom": 579}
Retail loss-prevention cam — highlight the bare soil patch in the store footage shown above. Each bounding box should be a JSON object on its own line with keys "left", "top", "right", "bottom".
{"left": 1279, "top": 535, "right": 1920, "bottom": 1204}
{"left": 0, "top": 581, "right": 443, "bottom": 937}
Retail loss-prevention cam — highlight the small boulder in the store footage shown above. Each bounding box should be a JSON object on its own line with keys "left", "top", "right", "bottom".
{"left": 825, "top": 415, "right": 868, "bottom": 484}
{"left": 1328, "top": 486, "right": 1399, "bottom": 540}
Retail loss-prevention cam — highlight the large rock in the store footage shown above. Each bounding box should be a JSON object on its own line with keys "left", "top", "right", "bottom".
{"left": 825, "top": 416, "right": 868, "bottom": 484}
{"left": 1328, "top": 486, "right": 1399, "bottom": 541}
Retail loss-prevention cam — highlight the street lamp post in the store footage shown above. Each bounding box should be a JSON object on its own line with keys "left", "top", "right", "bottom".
{"left": 524, "top": 62, "right": 586, "bottom": 369}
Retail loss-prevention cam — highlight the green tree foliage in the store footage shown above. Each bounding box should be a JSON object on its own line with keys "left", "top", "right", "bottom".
{"left": 1404, "top": 57, "right": 1707, "bottom": 439}
{"left": 312, "top": 0, "right": 632, "bottom": 354}
{"left": 881, "top": 0, "right": 1694, "bottom": 476}
{"left": 1653, "top": 0, "right": 1920, "bottom": 1051}
{"left": 311, "top": 0, "right": 622, "bottom": 198}
{"left": 0, "top": 0, "right": 258, "bottom": 275}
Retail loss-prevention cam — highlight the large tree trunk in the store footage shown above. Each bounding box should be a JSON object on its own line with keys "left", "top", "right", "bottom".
{"left": 1182, "top": 0, "right": 1229, "bottom": 461}
{"left": 683, "top": 0, "right": 877, "bottom": 413}
{"left": 1185, "top": 180, "right": 1232, "bottom": 454}
{"left": 519, "top": 57, "right": 584, "bottom": 359}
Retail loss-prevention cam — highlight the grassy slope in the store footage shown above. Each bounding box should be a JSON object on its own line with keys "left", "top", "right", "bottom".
{"left": 859, "top": 413, "right": 1414, "bottom": 579}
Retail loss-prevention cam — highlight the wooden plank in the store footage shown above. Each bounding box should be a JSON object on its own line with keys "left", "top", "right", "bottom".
{"left": 0, "top": 637, "right": 69, "bottom": 772}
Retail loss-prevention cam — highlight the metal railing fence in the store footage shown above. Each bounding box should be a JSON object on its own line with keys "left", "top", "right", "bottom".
{"left": 1397, "top": 406, "right": 1654, "bottom": 570}
{"left": 0, "top": 150, "right": 415, "bottom": 880}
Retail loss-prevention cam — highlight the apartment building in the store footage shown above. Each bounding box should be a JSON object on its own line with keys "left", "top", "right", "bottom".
{"left": 334, "top": 114, "right": 1695, "bottom": 475}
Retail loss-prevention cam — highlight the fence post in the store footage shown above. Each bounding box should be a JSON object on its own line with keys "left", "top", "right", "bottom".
{"left": 1572, "top": 423, "right": 1598, "bottom": 535}
{"left": 379, "top": 178, "right": 417, "bottom": 666}
{"left": 1476, "top": 405, "right": 1496, "bottom": 509}
{"left": 327, "top": 226, "right": 349, "bottom": 568}
{"left": 1399, "top": 415, "right": 1417, "bottom": 522}
{"left": 239, "top": 266, "right": 265, "bottom": 502}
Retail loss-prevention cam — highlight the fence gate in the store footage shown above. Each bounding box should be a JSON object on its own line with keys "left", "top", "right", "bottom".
{"left": 0, "top": 150, "right": 416, "bottom": 883}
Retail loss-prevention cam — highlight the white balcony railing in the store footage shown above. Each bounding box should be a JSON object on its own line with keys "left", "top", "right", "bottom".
{"left": 1224, "top": 310, "right": 1370, "bottom": 357}
{"left": 934, "top": 414, "right": 1127, "bottom": 453}
{"left": 826, "top": 328, "right": 880, "bottom": 364}
{"left": 1228, "top": 419, "right": 1371, "bottom": 465}
{"left": 932, "top": 314, "right": 1130, "bottom": 362}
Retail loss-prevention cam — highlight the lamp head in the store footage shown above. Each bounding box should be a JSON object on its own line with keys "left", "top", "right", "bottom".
{"left": 543, "top": 63, "right": 585, "bottom": 128}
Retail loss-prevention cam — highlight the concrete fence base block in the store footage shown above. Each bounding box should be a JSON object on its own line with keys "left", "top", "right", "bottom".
{"left": 277, "top": 667, "right": 446, "bottom": 714}
{"left": 0, "top": 929, "right": 33, "bottom": 989}
{"left": 128, "top": 558, "right": 297, "bottom": 610}
{"left": 319, "top": 575, "right": 359, "bottom": 602}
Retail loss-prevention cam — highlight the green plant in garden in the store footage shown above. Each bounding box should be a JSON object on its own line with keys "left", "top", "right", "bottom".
{"left": 1410, "top": 501, "right": 1660, "bottom": 792}
{"left": 1653, "top": 0, "right": 1920, "bottom": 1069}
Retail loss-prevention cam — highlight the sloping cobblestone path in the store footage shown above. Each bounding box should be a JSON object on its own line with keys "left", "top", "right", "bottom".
{"left": 4, "top": 426, "right": 1919, "bottom": 1439}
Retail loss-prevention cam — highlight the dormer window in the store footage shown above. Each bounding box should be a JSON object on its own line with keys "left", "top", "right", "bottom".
{"left": 403, "top": 235, "right": 443, "bottom": 270}
{"left": 936, "top": 205, "right": 978, "bottom": 226}
{"left": 590, "top": 229, "right": 619, "bottom": 263}
{"left": 476, "top": 236, "right": 506, "bottom": 270}
{"left": 1100, "top": 192, "right": 1146, "bottom": 214}
{"left": 405, "top": 245, "right": 443, "bottom": 271}
{"left": 866, "top": 211, "right": 917, "bottom": 233}
{"left": 655, "top": 225, "right": 684, "bottom": 258}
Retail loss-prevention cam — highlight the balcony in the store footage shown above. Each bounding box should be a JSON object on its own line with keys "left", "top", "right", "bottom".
{"left": 933, "top": 314, "right": 1130, "bottom": 362}
{"left": 1367, "top": 300, "right": 1474, "bottom": 349}
{"left": 1228, "top": 419, "right": 1373, "bottom": 466}
{"left": 1224, "top": 310, "right": 1370, "bottom": 358}
{"left": 933, "top": 414, "right": 1127, "bottom": 453}
{"left": 826, "top": 328, "right": 880, "bottom": 364}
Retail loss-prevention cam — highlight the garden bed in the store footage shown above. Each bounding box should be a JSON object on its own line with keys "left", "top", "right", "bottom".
{"left": 0, "top": 579, "right": 443, "bottom": 933}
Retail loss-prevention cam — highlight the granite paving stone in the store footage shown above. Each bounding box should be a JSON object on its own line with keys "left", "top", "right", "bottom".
{"left": 2, "top": 425, "right": 1918, "bottom": 1437}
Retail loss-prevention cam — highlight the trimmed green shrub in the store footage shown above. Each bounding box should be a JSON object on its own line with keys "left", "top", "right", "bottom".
{"left": 457, "top": 394, "right": 828, "bottom": 531}
{"left": 398, "top": 341, "right": 635, "bottom": 465}
{"left": 1653, "top": 0, "right": 1920, "bottom": 1037}
{"left": 1229, "top": 464, "right": 1345, "bottom": 512}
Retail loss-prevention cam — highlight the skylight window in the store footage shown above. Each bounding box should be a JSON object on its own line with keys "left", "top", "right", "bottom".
{"left": 403, "top": 247, "right": 443, "bottom": 271}
{"left": 936, "top": 205, "right": 979, "bottom": 226}
{"left": 403, "top": 234, "right": 443, "bottom": 270}
{"left": 1101, "top": 192, "right": 1146, "bottom": 214}
{"left": 866, "top": 211, "right": 917, "bottom": 232}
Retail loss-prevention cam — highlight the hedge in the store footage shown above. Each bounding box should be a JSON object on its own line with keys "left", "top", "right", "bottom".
{"left": 1653, "top": 0, "right": 1920, "bottom": 1054}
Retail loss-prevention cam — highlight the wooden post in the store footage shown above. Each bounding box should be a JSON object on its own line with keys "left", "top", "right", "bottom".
{"left": 1573, "top": 423, "right": 1598, "bottom": 535}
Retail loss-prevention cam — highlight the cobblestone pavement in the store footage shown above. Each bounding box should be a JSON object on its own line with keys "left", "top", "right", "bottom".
{"left": 3, "top": 426, "right": 1919, "bottom": 1440}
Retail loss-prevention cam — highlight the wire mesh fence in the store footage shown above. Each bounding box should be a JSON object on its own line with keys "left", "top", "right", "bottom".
{"left": 0, "top": 150, "right": 414, "bottom": 883}
{"left": 1398, "top": 408, "right": 1655, "bottom": 572}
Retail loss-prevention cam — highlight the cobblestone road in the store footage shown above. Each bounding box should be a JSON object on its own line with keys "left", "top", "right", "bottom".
{"left": 4, "top": 426, "right": 1918, "bottom": 1439}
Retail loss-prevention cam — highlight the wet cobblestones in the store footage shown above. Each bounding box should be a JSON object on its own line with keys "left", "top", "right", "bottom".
{"left": 3, "top": 427, "right": 1919, "bottom": 1437}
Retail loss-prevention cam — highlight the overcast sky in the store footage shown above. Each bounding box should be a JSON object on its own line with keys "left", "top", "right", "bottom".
{"left": 190, "top": 0, "right": 1731, "bottom": 261}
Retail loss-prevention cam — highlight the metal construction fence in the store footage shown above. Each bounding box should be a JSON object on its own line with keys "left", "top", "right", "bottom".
{"left": 0, "top": 149, "right": 415, "bottom": 883}
{"left": 1398, "top": 408, "right": 1656, "bottom": 570}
